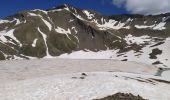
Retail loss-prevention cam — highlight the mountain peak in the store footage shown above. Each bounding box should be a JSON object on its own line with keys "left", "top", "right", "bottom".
{"left": 53, "top": 4, "right": 73, "bottom": 9}
{"left": 63, "top": 4, "right": 70, "bottom": 7}
{"left": 46, "top": 4, "right": 75, "bottom": 12}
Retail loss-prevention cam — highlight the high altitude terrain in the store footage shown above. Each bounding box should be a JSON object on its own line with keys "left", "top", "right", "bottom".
{"left": 0, "top": 4, "right": 170, "bottom": 67}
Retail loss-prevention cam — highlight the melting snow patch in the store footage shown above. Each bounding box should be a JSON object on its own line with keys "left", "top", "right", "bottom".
{"left": 153, "top": 22, "right": 166, "bottom": 30}
{"left": 64, "top": 6, "right": 69, "bottom": 11}
{"left": 72, "top": 27, "right": 78, "bottom": 34}
{"left": 97, "top": 19, "right": 130, "bottom": 30}
{"left": 0, "top": 19, "right": 21, "bottom": 25}
{"left": 41, "top": 18, "right": 52, "bottom": 31}
{"left": 0, "top": 20, "right": 10, "bottom": 24}
{"left": 13, "top": 18, "right": 21, "bottom": 25}
{"left": 32, "top": 38, "right": 38, "bottom": 47}
{"left": 124, "top": 34, "right": 151, "bottom": 45}
{"left": 0, "top": 29, "right": 22, "bottom": 47}
{"left": 58, "top": 50, "right": 115, "bottom": 59}
{"left": 135, "top": 25, "right": 154, "bottom": 29}
{"left": 37, "top": 27, "right": 53, "bottom": 58}
{"left": 0, "top": 30, "right": 8, "bottom": 42}
{"left": 28, "top": 13, "right": 38, "bottom": 17}
{"left": 135, "top": 22, "right": 166, "bottom": 30}
{"left": 32, "top": 9, "right": 48, "bottom": 14}
{"left": 69, "top": 19, "right": 74, "bottom": 22}
{"left": 49, "top": 9, "right": 63, "bottom": 12}
{"left": 55, "top": 27, "right": 72, "bottom": 39}
{"left": 83, "top": 10, "right": 95, "bottom": 19}
{"left": 55, "top": 27, "right": 71, "bottom": 34}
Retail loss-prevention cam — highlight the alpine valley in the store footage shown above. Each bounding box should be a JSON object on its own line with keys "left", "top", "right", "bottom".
{"left": 0, "top": 4, "right": 170, "bottom": 68}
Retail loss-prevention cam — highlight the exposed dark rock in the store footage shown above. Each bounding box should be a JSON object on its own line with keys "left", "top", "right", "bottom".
{"left": 80, "top": 77, "right": 85, "bottom": 79}
{"left": 122, "top": 59, "right": 128, "bottom": 61}
{"left": 149, "top": 48, "right": 162, "bottom": 59}
{"left": 152, "top": 61, "right": 163, "bottom": 65}
{"left": 94, "top": 93, "right": 147, "bottom": 100}
{"left": 150, "top": 42, "right": 165, "bottom": 47}
{"left": 81, "top": 73, "right": 87, "bottom": 76}
{"left": 150, "top": 78, "right": 170, "bottom": 85}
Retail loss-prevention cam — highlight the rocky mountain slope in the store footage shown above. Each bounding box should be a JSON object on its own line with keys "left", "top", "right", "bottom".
{"left": 0, "top": 4, "right": 170, "bottom": 67}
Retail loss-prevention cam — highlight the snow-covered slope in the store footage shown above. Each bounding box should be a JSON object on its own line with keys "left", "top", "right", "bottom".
{"left": 0, "top": 56, "right": 169, "bottom": 100}
{"left": 59, "top": 37, "right": 170, "bottom": 68}
{"left": 1, "top": 71, "right": 170, "bottom": 100}
{"left": 0, "top": 58, "right": 157, "bottom": 83}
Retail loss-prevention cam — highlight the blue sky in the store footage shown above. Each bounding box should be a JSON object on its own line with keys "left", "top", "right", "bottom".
{"left": 0, "top": 0, "right": 127, "bottom": 18}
